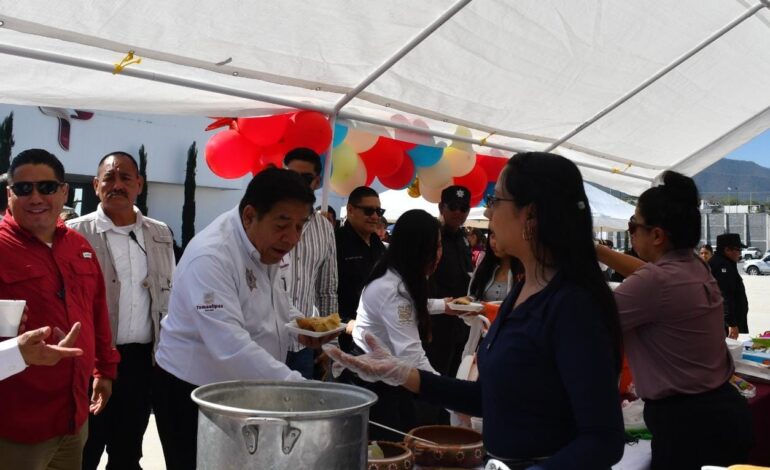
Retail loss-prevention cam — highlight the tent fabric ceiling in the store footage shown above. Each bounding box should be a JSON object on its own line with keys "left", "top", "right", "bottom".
{"left": 0, "top": 1, "right": 768, "bottom": 195}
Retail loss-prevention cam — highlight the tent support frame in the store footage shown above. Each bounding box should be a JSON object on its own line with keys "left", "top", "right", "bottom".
{"left": 320, "top": 0, "right": 472, "bottom": 211}
{"left": 544, "top": 3, "right": 766, "bottom": 153}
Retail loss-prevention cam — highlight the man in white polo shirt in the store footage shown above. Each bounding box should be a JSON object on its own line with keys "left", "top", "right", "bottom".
{"left": 153, "top": 167, "right": 335, "bottom": 470}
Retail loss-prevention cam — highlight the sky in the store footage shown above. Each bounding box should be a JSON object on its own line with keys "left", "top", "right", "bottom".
{"left": 726, "top": 129, "right": 770, "bottom": 168}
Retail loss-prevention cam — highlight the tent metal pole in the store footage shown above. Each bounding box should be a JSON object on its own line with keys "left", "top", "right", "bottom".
{"left": 0, "top": 43, "right": 333, "bottom": 115}
{"left": 320, "top": 0, "right": 471, "bottom": 209}
{"left": 338, "top": 110, "right": 654, "bottom": 182}
{"left": 0, "top": 39, "right": 652, "bottom": 184}
{"left": 320, "top": 114, "right": 337, "bottom": 212}
{"left": 544, "top": 3, "right": 766, "bottom": 153}
{"left": 332, "top": 0, "right": 471, "bottom": 113}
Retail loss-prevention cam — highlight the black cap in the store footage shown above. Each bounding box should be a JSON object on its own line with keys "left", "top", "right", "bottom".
{"left": 440, "top": 185, "right": 471, "bottom": 205}
{"left": 716, "top": 233, "right": 747, "bottom": 251}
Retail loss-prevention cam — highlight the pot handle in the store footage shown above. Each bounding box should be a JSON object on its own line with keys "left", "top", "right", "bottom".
{"left": 242, "top": 417, "right": 302, "bottom": 456}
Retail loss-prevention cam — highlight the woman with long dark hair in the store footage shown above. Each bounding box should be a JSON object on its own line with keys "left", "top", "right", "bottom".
{"left": 597, "top": 171, "right": 752, "bottom": 469}
{"left": 351, "top": 209, "right": 442, "bottom": 439}
{"left": 327, "top": 152, "right": 625, "bottom": 469}
{"left": 468, "top": 231, "right": 522, "bottom": 302}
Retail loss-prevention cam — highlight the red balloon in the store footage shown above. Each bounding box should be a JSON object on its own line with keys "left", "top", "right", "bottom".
{"left": 283, "top": 111, "right": 332, "bottom": 154}
{"left": 379, "top": 155, "right": 415, "bottom": 190}
{"left": 260, "top": 142, "right": 289, "bottom": 168}
{"left": 359, "top": 137, "right": 405, "bottom": 178}
{"left": 237, "top": 113, "right": 292, "bottom": 147}
{"left": 470, "top": 193, "right": 484, "bottom": 207}
{"left": 476, "top": 154, "right": 509, "bottom": 182}
{"left": 205, "top": 129, "right": 260, "bottom": 179}
{"left": 251, "top": 158, "right": 267, "bottom": 177}
{"left": 454, "top": 164, "right": 488, "bottom": 200}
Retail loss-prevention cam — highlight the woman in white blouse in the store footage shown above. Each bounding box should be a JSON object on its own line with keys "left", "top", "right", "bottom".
{"left": 351, "top": 209, "right": 442, "bottom": 440}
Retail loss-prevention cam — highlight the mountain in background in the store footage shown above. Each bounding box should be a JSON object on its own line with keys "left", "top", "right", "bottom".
{"left": 693, "top": 158, "right": 770, "bottom": 203}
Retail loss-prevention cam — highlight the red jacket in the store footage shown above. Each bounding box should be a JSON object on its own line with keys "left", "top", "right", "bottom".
{"left": 0, "top": 214, "right": 119, "bottom": 443}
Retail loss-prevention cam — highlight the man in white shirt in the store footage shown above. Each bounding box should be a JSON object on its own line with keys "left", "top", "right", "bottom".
{"left": 282, "top": 148, "right": 338, "bottom": 379}
{"left": 67, "top": 152, "right": 176, "bottom": 470}
{"left": 1, "top": 321, "right": 83, "bottom": 381}
{"left": 153, "top": 167, "right": 335, "bottom": 470}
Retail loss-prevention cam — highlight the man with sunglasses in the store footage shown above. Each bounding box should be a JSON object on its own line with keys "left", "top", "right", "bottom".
{"left": 281, "top": 148, "right": 339, "bottom": 379}
{"left": 0, "top": 149, "right": 119, "bottom": 470}
{"left": 425, "top": 185, "right": 473, "bottom": 385}
{"left": 708, "top": 233, "right": 749, "bottom": 339}
{"left": 336, "top": 186, "right": 386, "bottom": 352}
{"left": 66, "top": 151, "right": 176, "bottom": 470}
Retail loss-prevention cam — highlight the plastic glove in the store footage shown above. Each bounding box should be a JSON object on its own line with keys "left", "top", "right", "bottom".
{"left": 322, "top": 332, "right": 413, "bottom": 386}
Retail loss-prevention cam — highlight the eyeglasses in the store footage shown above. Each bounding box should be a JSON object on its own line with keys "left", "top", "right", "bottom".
{"left": 627, "top": 217, "right": 654, "bottom": 235}
{"left": 483, "top": 194, "right": 514, "bottom": 209}
{"left": 353, "top": 205, "right": 386, "bottom": 217}
{"left": 446, "top": 202, "right": 470, "bottom": 213}
{"left": 9, "top": 180, "right": 64, "bottom": 197}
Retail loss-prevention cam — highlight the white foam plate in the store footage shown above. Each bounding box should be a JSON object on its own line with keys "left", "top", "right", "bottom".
{"left": 285, "top": 320, "right": 346, "bottom": 338}
{"left": 448, "top": 302, "right": 484, "bottom": 313}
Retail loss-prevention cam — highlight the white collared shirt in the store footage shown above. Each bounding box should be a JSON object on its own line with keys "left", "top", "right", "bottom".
{"left": 155, "top": 207, "right": 303, "bottom": 386}
{"left": 353, "top": 269, "right": 437, "bottom": 374}
{"left": 0, "top": 338, "right": 26, "bottom": 381}
{"left": 95, "top": 205, "right": 152, "bottom": 345}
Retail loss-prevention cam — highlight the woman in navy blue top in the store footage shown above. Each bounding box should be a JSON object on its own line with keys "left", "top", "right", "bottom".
{"left": 326, "top": 152, "right": 625, "bottom": 469}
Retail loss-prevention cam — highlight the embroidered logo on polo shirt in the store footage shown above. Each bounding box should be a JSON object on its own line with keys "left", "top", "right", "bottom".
{"left": 245, "top": 268, "right": 257, "bottom": 291}
{"left": 397, "top": 304, "right": 413, "bottom": 325}
{"left": 82, "top": 252, "right": 92, "bottom": 259}
{"left": 196, "top": 292, "right": 223, "bottom": 312}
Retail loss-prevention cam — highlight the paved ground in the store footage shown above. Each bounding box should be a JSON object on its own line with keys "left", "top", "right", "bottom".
{"left": 97, "top": 267, "right": 770, "bottom": 469}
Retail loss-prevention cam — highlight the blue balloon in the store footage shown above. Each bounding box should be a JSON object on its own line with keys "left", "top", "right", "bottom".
{"left": 333, "top": 123, "right": 348, "bottom": 147}
{"left": 407, "top": 144, "right": 443, "bottom": 167}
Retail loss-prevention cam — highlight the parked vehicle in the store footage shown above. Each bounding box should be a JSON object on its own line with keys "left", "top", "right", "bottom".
{"left": 741, "top": 247, "right": 762, "bottom": 260}
{"left": 744, "top": 255, "right": 770, "bottom": 275}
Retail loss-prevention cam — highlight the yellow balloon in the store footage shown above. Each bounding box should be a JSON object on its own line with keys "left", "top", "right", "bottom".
{"left": 421, "top": 181, "right": 450, "bottom": 203}
{"left": 450, "top": 125, "right": 474, "bottom": 152}
{"left": 330, "top": 146, "right": 367, "bottom": 196}
{"left": 417, "top": 156, "right": 452, "bottom": 188}
{"left": 444, "top": 146, "right": 477, "bottom": 177}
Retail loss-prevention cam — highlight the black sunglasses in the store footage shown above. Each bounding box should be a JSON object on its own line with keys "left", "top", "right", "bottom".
{"left": 627, "top": 217, "right": 654, "bottom": 235}
{"left": 9, "top": 180, "right": 64, "bottom": 197}
{"left": 353, "top": 205, "right": 386, "bottom": 217}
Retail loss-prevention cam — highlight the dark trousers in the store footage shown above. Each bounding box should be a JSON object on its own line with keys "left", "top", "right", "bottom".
{"left": 153, "top": 365, "right": 198, "bottom": 470}
{"left": 424, "top": 315, "right": 469, "bottom": 378}
{"left": 644, "top": 382, "right": 753, "bottom": 470}
{"left": 286, "top": 347, "right": 314, "bottom": 379}
{"left": 82, "top": 343, "right": 153, "bottom": 470}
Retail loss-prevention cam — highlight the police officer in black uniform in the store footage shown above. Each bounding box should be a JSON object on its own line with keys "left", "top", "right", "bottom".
{"left": 425, "top": 185, "right": 473, "bottom": 380}
{"left": 708, "top": 233, "right": 749, "bottom": 338}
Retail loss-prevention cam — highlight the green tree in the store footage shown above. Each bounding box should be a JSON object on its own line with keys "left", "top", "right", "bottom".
{"left": 181, "top": 142, "right": 197, "bottom": 250}
{"left": 136, "top": 145, "right": 149, "bottom": 215}
{"left": 0, "top": 112, "right": 15, "bottom": 212}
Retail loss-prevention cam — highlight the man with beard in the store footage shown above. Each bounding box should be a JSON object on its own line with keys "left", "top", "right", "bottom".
{"left": 68, "top": 151, "right": 175, "bottom": 470}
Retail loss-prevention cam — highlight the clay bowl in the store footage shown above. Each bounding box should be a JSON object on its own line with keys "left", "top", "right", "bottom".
{"left": 368, "top": 441, "right": 415, "bottom": 470}
{"left": 403, "top": 425, "right": 485, "bottom": 468}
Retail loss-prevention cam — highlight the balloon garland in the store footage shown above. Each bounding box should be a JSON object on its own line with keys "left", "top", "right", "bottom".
{"left": 205, "top": 112, "right": 506, "bottom": 204}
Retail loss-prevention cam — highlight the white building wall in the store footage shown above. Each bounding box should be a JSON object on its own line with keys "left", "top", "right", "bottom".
{"left": 0, "top": 104, "right": 348, "bottom": 241}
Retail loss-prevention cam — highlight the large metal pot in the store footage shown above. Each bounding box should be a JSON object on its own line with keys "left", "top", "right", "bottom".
{"left": 191, "top": 380, "right": 378, "bottom": 469}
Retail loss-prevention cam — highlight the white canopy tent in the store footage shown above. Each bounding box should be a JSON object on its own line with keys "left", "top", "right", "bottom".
{"left": 0, "top": 1, "right": 768, "bottom": 203}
